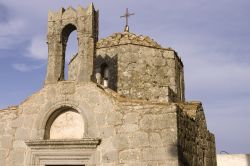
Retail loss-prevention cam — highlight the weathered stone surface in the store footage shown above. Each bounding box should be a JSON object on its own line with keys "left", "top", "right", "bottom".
{"left": 140, "top": 113, "right": 176, "bottom": 131}
{"left": 10, "top": 149, "right": 25, "bottom": 164}
{"left": 112, "top": 134, "right": 129, "bottom": 149}
{"left": 161, "top": 128, "right": 177, "bottom": 145}
{"left": 119, "top": 149, "right": 141, "bottom": 163}
{"left": 123, "top": 112, "right": 139, "bottom": 124}
{"left": 107, "top": 111, "right": 123, "bottom": 126}
{"left": 149, "top": 133, "right": 162, "bottom": 147}
{"left": 96, "top": 39, "right": 184, "bottom": 103}
{"left": 15, "top": 128, "right": 30, "bottom": 140}
{"left": 128, "top": 131, "right": 149, "bottom": 147}
{"left": 97, "top": 32, "right": 163, "bottom": 48}
{"left": 142, "top": 147, "right": 178, "bottom": 161}
{"left": 100, "top": 127, "right": 115, "bottom": 138}
{"left": 178, "top": 103, "right": 217, "bottom": 166}
{"left": 118, "top": 124, "right": 139, "bottom": 133}
{"left": 11, "top": 117, "right": 23, "bottom": 128}
{"left": 1, "top": 136, "right": 13, "bottom": 149}
{"left": 0, "top": 3, "right": 216, "bottom": 166}
{"left": 45, "top": 5, "right": 98, "bottom": 84}
{"left": 103, "top": 150, "right": 119, "bottom": 163}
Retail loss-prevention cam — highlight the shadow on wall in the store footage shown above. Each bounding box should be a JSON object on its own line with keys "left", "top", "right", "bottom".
{"left": 167, "top": 143, "right": 181, "bottom": 165}
{"left": 93, "top": 55, "right": 118, "bottom": 91}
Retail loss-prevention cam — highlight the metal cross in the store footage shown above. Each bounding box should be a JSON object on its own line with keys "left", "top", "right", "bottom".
{"left": 120, "top": 8, "right": 135, "bottom": 32}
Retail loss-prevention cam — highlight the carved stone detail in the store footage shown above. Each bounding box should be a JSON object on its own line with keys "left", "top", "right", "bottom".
{"left": 25, "top": 139, "right": 101, "bottom": 165}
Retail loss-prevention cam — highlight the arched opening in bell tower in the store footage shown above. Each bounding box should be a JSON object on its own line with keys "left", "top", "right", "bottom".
{"left": 61, "top": 24, "right": 78, "bottom": 80}
{"left": 100, "top": 63, "right": 110, "bottom": 87}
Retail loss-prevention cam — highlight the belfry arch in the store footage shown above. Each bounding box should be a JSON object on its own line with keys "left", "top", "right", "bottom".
{"left": 61, "top": 24, "right": 78, "bottom": 80}
{"left": 45, "top": 5, "right": 98, "bottom": 84}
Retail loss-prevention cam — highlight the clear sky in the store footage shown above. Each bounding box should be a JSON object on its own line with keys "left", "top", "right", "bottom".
{"left": 0, "top": 0, "right": 250, "bottom": 154}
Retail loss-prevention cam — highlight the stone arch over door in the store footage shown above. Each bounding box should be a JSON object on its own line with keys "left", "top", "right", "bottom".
{"left": 26, "top": 100, "right": 101, "bottom": 166}
{"left": 44, "top": 106, "right": 85, "bottom": 139}
{"left": 34, "top": 100, "right": 99, "bottom": 140}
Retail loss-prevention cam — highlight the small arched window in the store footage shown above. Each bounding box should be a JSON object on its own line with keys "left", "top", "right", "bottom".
{"left": 101, "top": 63, "right": 109, "bottom": 87}
{"left": 95, "top": 63, "right": 110, "bottom": 87}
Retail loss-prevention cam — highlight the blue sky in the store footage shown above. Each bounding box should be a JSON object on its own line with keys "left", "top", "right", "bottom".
{"left": 0, "top": 0, "right": 250, "bottom": 153}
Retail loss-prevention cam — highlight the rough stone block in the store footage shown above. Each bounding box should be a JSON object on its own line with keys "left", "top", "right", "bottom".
{"left": 13, "top": 140, "right": 26, "bottom": 148}
{"left": 149, "top": 133, "right": 162, "bottom": 147}
{"left": 118, "top": 124, "right": 139, "bottom": 133}
{"left": 119, "top": 149, "right": 141, "bottom": 163}
{"left": 22, "top": 115, "right": 34, "bottom": 128}
{"left": 142, "top": 147, "right": 177, "bottom": 161}
{"left": 10, "top": 149, "right": 25, "bottom": 164}
{"left": 112, "top": 135, "right": 129, "bottom": 149}
{"left": 161, "top": 128, "right": 177, "bottom": 145}
{"left": 107, "top": 111, "right": 123, "bottom": 126}
{"left": 140, "top": 114, "right": 176, "bottom": 131}
{"left": 96, "top": 113, "right": 106, "bottom": 126}
{"left": 100, "top": 127, "right": 115, "bottom": 138}
{"left": 164, "top": 51, "right": 175, "bottom": 59}
{"left": 128, "top": 132, "right": 149, "bottom": 148}
{"left": 1, "top": 136, "right": 13, "bottom": 149}
{"left": 123, "top": 113, "right": 139, "bottom": 124}
{"left": 11, "top": 117, "right": 23, "bottom": 128}
{"left": 0, "top": 149, "right": 8, "bottom": 159}
{"left": 103, "top": 150, "right": 118, "bottom": 163}
{"left": 15, "top": 128, "right": 30, "bottom": 140}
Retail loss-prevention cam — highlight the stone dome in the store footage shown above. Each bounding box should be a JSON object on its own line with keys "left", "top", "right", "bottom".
{"left": 97, "top": 32, "right": 162, "bottom": 48}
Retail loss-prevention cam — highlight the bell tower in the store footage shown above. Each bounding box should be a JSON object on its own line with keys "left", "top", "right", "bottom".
{"left": 45, "top": 4, "right": 98, "bottom": 84}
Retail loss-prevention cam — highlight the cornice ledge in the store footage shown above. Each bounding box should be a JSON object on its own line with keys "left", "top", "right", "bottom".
{"left": 25, "top": 138, "right": 101, "bottom": 149}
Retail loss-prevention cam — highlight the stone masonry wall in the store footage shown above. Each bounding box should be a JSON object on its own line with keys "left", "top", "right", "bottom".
{"left": 177, "top": 102, "right": 217, "bottom": 166}
{"left": 111, "top": 100, "right": 179, "bottom": 165}
{"left": 0, "top": 4, "right": 217, "bottom": 166}
{"left": 0, "top": 107, "right": 19, "bottom": 166}
{"left": 0, "top": 82, "right": 180, "bottom": 166}
{"left": 96, "top": 42, "right": 184, "bottom": 102}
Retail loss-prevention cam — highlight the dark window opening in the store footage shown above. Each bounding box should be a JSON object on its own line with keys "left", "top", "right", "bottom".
{"left": 100, "top": 63, "right": 109, "bottom": 87}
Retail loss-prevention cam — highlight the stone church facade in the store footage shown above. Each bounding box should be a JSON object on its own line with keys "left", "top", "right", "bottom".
{"left": 0, "top": 4, "right": 217, "bottom": 166}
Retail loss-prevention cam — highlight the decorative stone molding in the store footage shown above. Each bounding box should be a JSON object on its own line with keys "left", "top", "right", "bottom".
{"left": 26, "top": 138, "right": 101, "bottom": 149}
{"left": 35, "top": 99, "right": 92, "bottom": 140}
{"left": 97, "top": 32, "right": 162, "bottom": 48}
{"left": 25, "top": 138, "right": 101, "bottom": 166}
